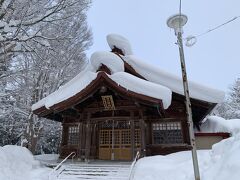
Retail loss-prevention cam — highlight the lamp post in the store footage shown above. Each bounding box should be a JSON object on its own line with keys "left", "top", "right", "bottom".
{"left": 167, "top": 14, "right": 201, "bottom": 180}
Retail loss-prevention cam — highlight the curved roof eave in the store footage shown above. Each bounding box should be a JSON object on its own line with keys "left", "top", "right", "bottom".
{"left": 33, "top": 72, "right": 165, "bottom": 117}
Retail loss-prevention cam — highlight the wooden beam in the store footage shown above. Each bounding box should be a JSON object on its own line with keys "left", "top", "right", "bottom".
{"left": 82, "top": 105, "right": 141, "bottom": 113}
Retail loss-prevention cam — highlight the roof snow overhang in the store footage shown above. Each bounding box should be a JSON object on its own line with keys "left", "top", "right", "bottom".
{"left": 33, "top": 72, "right": 165, "bottom": 118}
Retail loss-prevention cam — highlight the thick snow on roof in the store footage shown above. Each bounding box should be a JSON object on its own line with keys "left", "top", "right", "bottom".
{"left": 107, "top": 34, "right": 133, "bottom": 55}
{"left": 90, "top": 51, "right": 124, "bottom": 73}
{"left": 200, "top": 116, "right": 240, "bottom": 135}
{"left": 110, "top": 72, "right": 172, "bottom": 109}
{"left": 32, "top": 65, "right": 172, "bottom": 111}
{"left": 32, "top": 33, "right": 225, "bottom": 112}
{"left": 123, "top": 55, "right": 225, "bottom": 103}
{"left": 32, "top": 70, "right": 97, "bottom": 111}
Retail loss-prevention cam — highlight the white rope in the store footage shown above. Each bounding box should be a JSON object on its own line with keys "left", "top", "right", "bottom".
{"left": 196, "top": 16, "right": 240, "bottom": 37}
{"left": 185, "top": 16, "right": 240, "bottom": 47}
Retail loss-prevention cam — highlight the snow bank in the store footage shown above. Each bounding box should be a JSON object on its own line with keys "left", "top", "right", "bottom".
{"left": 35, "top": 154, "right": 59, "bottom": 161}
{"left": 110, "top": 72, "right": 172, "bottom": 109}
{"left": 200, "top": 116, "right": 240, "bottom": 135}
{"left": 90, "top": 51, "right": 124, "bottom": 73}
{"left": 0, "top": 145, "right": 50, "bottom": 180}
{"left": 107, "top": 34, "right": 133, "bottom": 55}
{"left": 133, "top": 133, "right": 240, "bottom": 180}
{"left": 133, "top": 150, "right": 210, "bottom": 180}
{"left": 202, "top": 134, "right": 240, "bottom": 180}
{"left": 124, "top": 55, "right": 225, "bottom": 103}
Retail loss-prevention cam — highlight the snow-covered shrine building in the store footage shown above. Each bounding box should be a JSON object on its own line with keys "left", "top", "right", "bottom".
{"left": 32, "top": 34, "right": 225, "bottom": 161}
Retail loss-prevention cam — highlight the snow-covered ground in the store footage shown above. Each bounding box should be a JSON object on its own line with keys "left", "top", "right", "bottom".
{"left": 0, "top": 145, "right": 51, "bottom": 180}
{"left": 133, "top": 132, "right": 240, "bottom": 180}
{"left": 1, "top": 117, "right": 240, "bottom": 180}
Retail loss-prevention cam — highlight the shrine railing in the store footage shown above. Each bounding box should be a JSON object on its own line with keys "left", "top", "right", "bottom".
{"left": 128, "top": 151, "right": 140, "bottom": 180}
{"left": 48, "top": 151, "right": 76, "bottom": 180}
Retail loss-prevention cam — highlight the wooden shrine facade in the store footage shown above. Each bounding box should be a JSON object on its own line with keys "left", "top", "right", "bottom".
{"left": 32, "top": 48, "right": 217, "bottom": 161}
{"left": 33, "top": 72, "right": 215, "bottom": 161}
{"left": 59, "top": 96, "right": 193, "bottom": 161}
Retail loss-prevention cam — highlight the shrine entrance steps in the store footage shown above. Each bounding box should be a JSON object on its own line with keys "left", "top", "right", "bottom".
{"left": 57, "top": 161, "right": 131, "bottom": 180}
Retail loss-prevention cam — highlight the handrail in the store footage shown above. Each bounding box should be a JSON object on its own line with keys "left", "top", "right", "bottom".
{"left": 48, "top": 151, "right": 76, "bottom": 180}
{"left": 128, "top": 151, "right": 140, "bottom": 180}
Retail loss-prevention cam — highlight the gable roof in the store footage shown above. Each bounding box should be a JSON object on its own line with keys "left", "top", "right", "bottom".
{"left": 32, "top": 34, "right": 225, "bottom": 116}
{"left": 32, "top": 52, "right": 172, "bottom": 114}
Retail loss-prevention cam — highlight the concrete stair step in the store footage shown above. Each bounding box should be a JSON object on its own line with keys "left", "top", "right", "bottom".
{"left": 57, "top": 163, "right": 131, "bottom": 180}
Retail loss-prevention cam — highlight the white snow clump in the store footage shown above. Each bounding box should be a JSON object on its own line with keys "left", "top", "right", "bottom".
{"left": 107, "top": 33, "right": 133, "bottom": 55}
{"left": 90, "top": 51, "right": 124, "bottom": 73}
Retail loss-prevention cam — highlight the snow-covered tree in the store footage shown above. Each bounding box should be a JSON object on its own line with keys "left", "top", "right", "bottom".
{"left": 214, "top": 78, "right": 240, "bottom": 119}
{"left": 0, "top": 0, "right": 92, "bottom": 154}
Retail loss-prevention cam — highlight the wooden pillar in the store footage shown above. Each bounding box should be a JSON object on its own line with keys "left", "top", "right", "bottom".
{"left": 78, "top": 122, "right": 83, "bottom": 159}
{"left": 139, "top": 110, "right": 146, "bottom": 157}
{"left": 91, "top": 124, "right": 97, "bottom": 158}
{"left": 61, "top": 124, "right": 68, "bottom": 146}
{"left": 130, "top": 111, "right": 135, "bottom": 160}
{"left": 85, "top": 113, "right": 91, "bottom": 162}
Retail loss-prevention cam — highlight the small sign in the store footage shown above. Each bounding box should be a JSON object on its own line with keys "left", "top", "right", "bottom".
{"left": 101, "top": 95, "right": 115, "bottom": 110}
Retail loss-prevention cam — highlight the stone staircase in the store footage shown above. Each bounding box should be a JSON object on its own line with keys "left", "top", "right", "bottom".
{"left": 57, "top": 161, "right": 131, "bottom": 180}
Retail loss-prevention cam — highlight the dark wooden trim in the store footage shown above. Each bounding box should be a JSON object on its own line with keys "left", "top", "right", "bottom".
{"left": 146, "top": 144, "right": 192, "bottom": 155}
{"left": 82, "top": 105, "right": 142, "bottom": 113}
{"left": 195, "top": 132, "right": 230, "bottom": 138}
{"left": 97, "top": 64, "right": 111, "bottom": 75}
{"left": 111, "top": 47, "right": 124, "bottom": 56}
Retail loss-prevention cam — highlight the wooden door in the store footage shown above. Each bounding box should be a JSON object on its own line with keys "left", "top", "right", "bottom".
{"left": 99, "top": 129, "right": 139, "bottom": 160}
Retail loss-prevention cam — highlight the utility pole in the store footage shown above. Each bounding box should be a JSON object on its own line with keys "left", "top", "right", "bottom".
{"left": 167, "top": 14, "right": 201, "bottom": 180}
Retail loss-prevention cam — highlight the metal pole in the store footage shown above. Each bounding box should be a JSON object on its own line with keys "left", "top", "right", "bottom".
{"left": 177, "top": 32, "right": 201, "bottom": 180}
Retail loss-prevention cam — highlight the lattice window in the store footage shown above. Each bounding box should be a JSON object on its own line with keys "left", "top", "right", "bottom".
{"left": 100, "top": 130, "right": 110, "bottom": 145}
{"left": 121, "top": 130, "right": 131, "bottom": 145}
{"left": 134, "top": 129, "right": 141, "bottom": 146}
{"left": 114, "top": 131, "right": 120, "bottom": 145}
{"left": 152, "top": 122, "right": 183, "bottom": 144}
{"left": 68, "top": 126, "right": 79, "bottom": 145}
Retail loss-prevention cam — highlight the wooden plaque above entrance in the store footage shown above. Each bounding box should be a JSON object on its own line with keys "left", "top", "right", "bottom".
{"left": 101, "top": 95, "right": 115, "bottom": 111}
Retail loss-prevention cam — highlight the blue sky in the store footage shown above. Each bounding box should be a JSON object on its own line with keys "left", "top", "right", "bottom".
{"left": 87, "top": 0, "right": 240, "bottom": 93}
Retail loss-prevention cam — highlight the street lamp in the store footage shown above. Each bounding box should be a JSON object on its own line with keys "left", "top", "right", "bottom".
{"left": 167, "top": 14, "right": 201, "bottom": 180}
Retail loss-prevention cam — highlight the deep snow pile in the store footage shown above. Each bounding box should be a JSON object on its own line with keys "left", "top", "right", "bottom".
{"left": 90, "top": 51, "right": 124, "bottom": 73}
{"left": 107, "top": 34, "right": 133, "bottom": 55}
{"left": 200, "top": 116, "right": 240, "bottom": 135}
{"left": 0, "top": 145, "right": 51, "bottom": 180}
{"left": 133, "top": 133, "right": 240, "bottom": 180}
